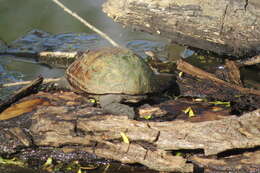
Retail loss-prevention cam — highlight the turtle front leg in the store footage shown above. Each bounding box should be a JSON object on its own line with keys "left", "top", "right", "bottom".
{"left": 99, "top": 94, "right": 135, "bottom": 119}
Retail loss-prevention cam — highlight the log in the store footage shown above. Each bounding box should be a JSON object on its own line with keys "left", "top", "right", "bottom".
{"left": 0, "top": 91, "right": 259, "bottom": 172}
{"left": 103, "top": 0, "right": 260, "bottom": 57}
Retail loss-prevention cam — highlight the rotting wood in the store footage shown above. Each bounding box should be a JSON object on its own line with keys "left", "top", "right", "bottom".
{"left": 224, "top": 59, "right": 243, "bottom": 86}
{"left": 0, "top": 91, "right": 259, "bottom": 172}
{"left": 30, "top": 103, "right": 260, "bottom": 155}
{"left": 103, "top": 0, "right": 260, "bottom": 57}
{"left": 191, "top": 150, "right": 260, "bottom": 173}
{"left": 176, "top": 59, "right": 260, "bottom": 96}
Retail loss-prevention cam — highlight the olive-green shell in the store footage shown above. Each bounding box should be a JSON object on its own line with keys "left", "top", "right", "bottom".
{"left": 65, "top": 47, "right": 158, "bottom": 95}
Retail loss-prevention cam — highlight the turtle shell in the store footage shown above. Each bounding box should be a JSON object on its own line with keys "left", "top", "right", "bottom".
{"left": 65, "top": 47, "right": 158, "bottom": 95}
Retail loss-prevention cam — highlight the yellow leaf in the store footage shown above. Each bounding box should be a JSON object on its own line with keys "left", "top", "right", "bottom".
{"left": 43, "top": 157, "right": 53, "bottom": 167}
{"left": 120, "top": 132, "right": 130, "bottom": 144}
{"left": 175, "top": 152, "right": 183, "bottom": 156}
{"left": 0, "top": 157, "right": 25, "bottom": 167}
{"left": 183, "top": 107, "right": 196, "bottom": 117}
{"left": 143, "top": 115, "right": 152, "bottom": 120}
{"left": 183, "top": 107, "right": 191, "bottom": 114}
{"left": 77, "top": 168, "right": 82, "bottom": 173}
{"left": 178, "top": 71, "right": 183, "bottom": 77}
{"left": 209, "top": 101, "right": 230, "bottom": 107}
{"left": 88, "top": 99, "right": 96, "bottom": 103}
{"left": 188, "top": 108, "right": 195, "bottom": 117}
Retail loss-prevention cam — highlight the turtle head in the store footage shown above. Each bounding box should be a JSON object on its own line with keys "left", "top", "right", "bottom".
{"left": 154, "top": 73, "right": 178, "bottom": 93}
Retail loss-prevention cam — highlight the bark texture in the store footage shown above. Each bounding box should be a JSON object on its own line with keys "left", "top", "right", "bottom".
{"left": 0, "top": 91, "right": 259, "bottom": 172}
{"left": 103, "top": 0, "right": 260, "bottom": 57}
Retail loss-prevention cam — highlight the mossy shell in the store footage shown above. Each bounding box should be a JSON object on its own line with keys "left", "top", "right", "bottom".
{"left": 65, "top": 47, "right": 158, "bottom": 95}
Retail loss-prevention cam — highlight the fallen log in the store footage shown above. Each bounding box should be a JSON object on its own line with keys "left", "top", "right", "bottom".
{"left": 0, "top": 91, "right": 259, "bottom": 172}
{"left": 103, "top": 0, "right": 260, "bottom": 57}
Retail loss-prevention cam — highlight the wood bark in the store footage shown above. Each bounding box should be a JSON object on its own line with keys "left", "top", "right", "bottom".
{"left": 103, "top": 0, "right": 260, "bottom": 57}
{"left": 176, "top": 59, "right": 260, "bottom": 96}
{"left": 0, "top": 90, "right": 259, "bottom": 172}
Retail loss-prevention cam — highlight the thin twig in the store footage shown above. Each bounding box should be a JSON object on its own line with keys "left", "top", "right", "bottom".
{"left": 1, "top": 78, "right": 61, "bottom": 88}
{"left": 51, "top": 0, "right": 120, "bottom": 48}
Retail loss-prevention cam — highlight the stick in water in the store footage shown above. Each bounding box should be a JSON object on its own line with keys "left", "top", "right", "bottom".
{"left": 51, "top": 0, "right": 120, "bottom": 48}
{"left": 1, "top": 78, "right": 61, "bottom": 88}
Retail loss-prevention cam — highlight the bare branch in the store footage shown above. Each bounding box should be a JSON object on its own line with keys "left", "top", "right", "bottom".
{"left": 51, "top": 0, "right": 120, "bottom": 48}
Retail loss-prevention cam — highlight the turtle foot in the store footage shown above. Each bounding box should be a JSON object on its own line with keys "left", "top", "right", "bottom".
{"left": 102, "top": 103, "right": 135, "bottom": 119}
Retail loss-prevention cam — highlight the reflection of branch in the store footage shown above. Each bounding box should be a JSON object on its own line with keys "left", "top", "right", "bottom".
{"left": 51, "top": 0, "right": 120, "bottom": 48}
{"left": 1, "top": 78, "right": 61, "bottom": 88}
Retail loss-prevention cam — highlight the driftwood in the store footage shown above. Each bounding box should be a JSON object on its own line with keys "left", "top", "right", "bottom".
{"left": 0, "top": 77, "right": 43, "bottom": 115}
{"left": 0, "top": 90, "right": 259, "bottom": 172}
{"left": 103, "top": 0, "right": 260, "bottom": 57}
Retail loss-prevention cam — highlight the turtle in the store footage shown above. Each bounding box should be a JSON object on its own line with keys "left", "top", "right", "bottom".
{"left": 56, "top": 47, "right": 174, "bottom": 119}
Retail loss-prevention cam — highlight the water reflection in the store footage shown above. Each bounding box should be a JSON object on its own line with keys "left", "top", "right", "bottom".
{"left": 0, "top": 0, "right": 163, "bottom": 43}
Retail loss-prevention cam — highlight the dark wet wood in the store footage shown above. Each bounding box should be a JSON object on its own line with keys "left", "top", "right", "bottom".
{"left": 103, "top": 0, "right": 260, "bottom": 57}
{"left": 0, "top": 76, "right": 43, "bottom": 114}
{"left": 0, "top": 91, "right": 259, "bottom": 172}
{"left": 176, "top": 59, "right": 260, "bottom": 96}
{"left": 224, "top": 59, "right": 243, "bottom": 86}
{"left": 191, "top": 150, "right": 260, "bottom": 173}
